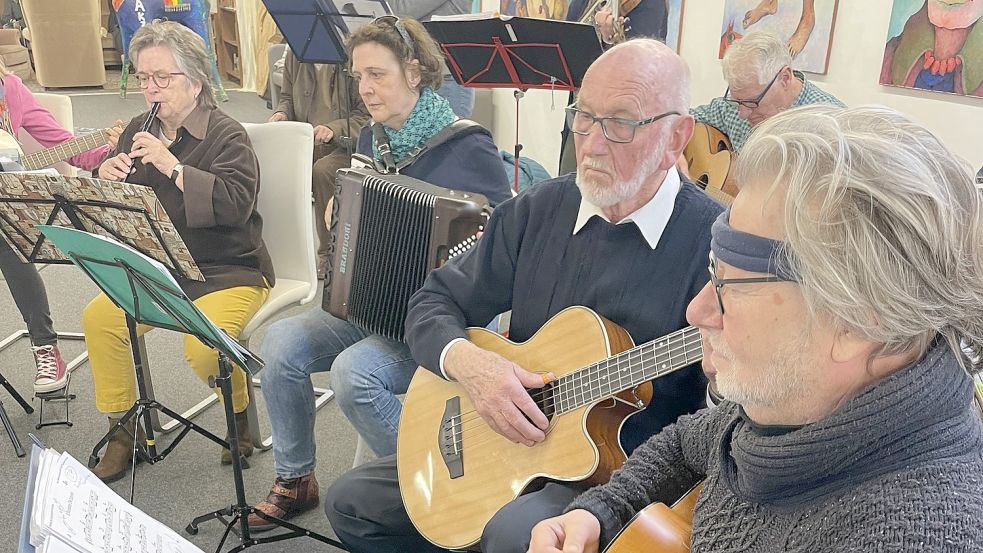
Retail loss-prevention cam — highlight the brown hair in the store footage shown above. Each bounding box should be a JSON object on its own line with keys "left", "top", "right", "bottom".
{"left": 345, "top": 16, "right": 444, "bottom": 91}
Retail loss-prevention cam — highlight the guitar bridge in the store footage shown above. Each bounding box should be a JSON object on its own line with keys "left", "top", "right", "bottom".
{"left": 438, "top": 396, "right": 464, "bottom": 479}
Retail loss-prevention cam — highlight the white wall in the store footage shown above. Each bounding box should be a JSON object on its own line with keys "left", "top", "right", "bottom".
{"left": 483, "top": 0, "right": 983, "bottom": 173}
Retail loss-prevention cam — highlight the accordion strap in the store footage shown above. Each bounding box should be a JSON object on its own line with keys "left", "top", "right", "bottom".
{"left": 368, "top": 119, "right": 491, "bottom": 174}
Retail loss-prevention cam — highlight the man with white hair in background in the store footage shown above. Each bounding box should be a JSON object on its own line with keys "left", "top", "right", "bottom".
{"left": 691, "top": 30, "right": 843, "bottom": 152}
{"left": 529, "top": 104, "right": 983, "bottom": 552}
{"left": 324, "top": 38, "right": 725, "bottom": 553}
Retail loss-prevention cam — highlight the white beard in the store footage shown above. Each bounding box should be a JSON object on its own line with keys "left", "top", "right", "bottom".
{"left": 709, "top": 329, "right": 811, "bottom": 410}
{"left": 576, "top": 151, "right": 662, "bottom": 209}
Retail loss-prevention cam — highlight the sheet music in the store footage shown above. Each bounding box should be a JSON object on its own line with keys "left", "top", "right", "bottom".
{"left": 29, "top": 450, "right": 204, "bottom": 553}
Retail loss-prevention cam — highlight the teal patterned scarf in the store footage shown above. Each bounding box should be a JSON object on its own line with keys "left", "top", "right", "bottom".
{"left": 372, "top": 87, "right": 457, "bottom": 163}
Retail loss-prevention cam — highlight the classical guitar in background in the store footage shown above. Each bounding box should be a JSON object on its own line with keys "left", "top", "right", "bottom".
{"left": 683, "top": 122, "right": 738, "bottom": 206}
{"left": 397, "top": 306, "right": 704, "bottom": 550}
{"left": 0, "top": 128, "right": 112, "bottom": 171}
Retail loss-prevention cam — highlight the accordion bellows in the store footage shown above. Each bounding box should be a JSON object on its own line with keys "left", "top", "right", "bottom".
{"left": 326, "top": 168, "right": 488, "bottom": 341}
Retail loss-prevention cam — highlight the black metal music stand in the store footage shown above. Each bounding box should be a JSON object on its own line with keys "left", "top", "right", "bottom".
{"left": 262, "top": 0, "right": 388, "bottom": 155}
{"left": 0, "top": 172, "right": 198, "bottom": 453}
{"left": 39, "top": 225, "right": 346, "bottom": 553}
{"left": 424, "top": 16, "right": 602, "bottom": 190}
{"left": 0, "top": 368, "right": 32, "bottom": 457}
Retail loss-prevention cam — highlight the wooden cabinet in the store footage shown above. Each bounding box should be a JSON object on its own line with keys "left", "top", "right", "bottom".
{"left": 213, "top": 0, "right": 240, "bottom": 83}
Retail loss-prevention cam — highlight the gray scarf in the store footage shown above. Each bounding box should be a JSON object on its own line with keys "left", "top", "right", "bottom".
{"left": 717, "top": 341, "right": 983, "bottom": 510}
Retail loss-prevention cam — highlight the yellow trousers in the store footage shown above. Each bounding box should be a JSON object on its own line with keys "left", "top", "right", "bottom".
{"left": 83, "top": 285, "right": 268, "bottom": 414}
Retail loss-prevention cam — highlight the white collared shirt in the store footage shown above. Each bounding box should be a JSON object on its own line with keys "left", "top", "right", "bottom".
{"left": 572, "top": 168, "right": 681, "bottom": 249}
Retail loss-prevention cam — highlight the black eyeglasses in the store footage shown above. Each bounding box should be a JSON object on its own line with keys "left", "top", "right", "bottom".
{"left": 565, "top": 105, "right": 679, "bottom": 144}
{"left": 722, "top": 67, "right": 785, "bottom": 109}
{"left": 707, "top": 251, "right": 784, "bottom": 315}
{"left": 373, "top": 15, "right": 415, "bottom": 54}
{"left": 135, "top": 72, "right": 185, "bottom": 89}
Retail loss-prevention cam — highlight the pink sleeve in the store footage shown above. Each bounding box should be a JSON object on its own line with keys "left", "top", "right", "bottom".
{"left": 5, "top": 75, "right": 109, "bottom": 171}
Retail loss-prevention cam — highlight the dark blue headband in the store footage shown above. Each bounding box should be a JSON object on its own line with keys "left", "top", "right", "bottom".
{"left": 710, "top": 209, "right": 798, "bottom": 281}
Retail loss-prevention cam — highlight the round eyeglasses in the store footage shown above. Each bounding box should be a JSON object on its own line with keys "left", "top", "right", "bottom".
{"left": 135, "top": 72, "right": 185, "bottom": 89}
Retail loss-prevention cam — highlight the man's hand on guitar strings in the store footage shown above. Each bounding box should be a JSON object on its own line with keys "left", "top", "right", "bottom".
{"left": 527, "top": 509, "right": 601, "bottom": 553}
{"left": 445, "top": 340, "right": 554, "bottom": 447}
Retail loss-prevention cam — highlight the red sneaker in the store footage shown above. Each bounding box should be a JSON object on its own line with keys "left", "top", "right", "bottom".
{"left": 33, "top": 344, "right": 68, "bottom": 393}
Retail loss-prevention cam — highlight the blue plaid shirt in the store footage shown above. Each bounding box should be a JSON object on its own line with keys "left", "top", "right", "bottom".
{"left": 690, "top": 71, "right": 844, "bottom": 152}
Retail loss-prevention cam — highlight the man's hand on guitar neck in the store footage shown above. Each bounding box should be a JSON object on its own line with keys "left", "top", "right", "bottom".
{"left": 528, "top": 509, "right": 601, "bottom": 553}
{"left": 444, "top": 340, "right": 554, "bottom": 447}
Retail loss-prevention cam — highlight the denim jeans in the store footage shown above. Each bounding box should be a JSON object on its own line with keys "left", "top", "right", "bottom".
{"left": 259, "top": 308, "right": 416, "bottom": 479}
{"left": 436, "top": 74, "right": 474, "bottom": 118}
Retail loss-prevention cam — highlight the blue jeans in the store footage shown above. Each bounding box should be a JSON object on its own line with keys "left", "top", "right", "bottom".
{"left": 436, "top": 74, "right": 474, "bottom": 118}
{"left": 259, "top": 308, "right": 416, "bottom": 479}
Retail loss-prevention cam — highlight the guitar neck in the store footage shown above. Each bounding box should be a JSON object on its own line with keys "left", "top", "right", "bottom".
{"left": 23, "top": 129, "right": 110, "bottom": 171}
{"left": 551, "top": 326, "right": 704, "bottom": 414}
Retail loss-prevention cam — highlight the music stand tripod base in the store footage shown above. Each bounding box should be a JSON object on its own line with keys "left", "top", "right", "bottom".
{"left": 0, "top": 369, "right": 34, "bottom": 457}
{"left": 35, "top": 372, "right": 76, "bottom": 429}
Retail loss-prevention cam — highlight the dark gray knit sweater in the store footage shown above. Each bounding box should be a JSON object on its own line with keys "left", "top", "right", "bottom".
{"left": 568, "top": 341, "right": 983, "bottom": 552}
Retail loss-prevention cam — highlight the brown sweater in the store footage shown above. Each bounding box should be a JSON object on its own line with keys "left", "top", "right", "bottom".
{"left": 116, "top": 104, "right": 274, "bottom": 300}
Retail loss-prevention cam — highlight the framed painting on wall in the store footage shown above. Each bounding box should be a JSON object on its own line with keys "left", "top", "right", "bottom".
{"left": 881, "top": 0, "right": 983, "bottom": 98}
{"left": 718, "top": 0, "right": 840, "bottom": 74}
{"left": 499, "top": 1, "right": 686, "bottom": 52}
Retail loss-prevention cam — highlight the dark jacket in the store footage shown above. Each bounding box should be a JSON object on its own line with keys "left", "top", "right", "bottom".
{"left": 355, "top": 123, "right": 512, "bottom": 207}
{"left": 275, "top": 49, "right": 369, "bottom": 143}
{"left": 116, "top": 104, "right": 274, "bottom": 300}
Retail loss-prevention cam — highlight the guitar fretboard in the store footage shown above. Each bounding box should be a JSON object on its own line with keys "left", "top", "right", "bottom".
{"left": 24, "top": 130, "right": 110, "bottom": 171}
{"left": 551, "top": 326, "right": 704, "bottom": 414}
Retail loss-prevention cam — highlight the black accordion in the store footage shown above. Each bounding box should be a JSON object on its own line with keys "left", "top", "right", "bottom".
{"left": 325, "top": 168, "right": 488, "bottom": 341}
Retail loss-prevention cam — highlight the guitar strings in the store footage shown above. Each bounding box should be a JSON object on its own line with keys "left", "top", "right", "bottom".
{"left": 439, "top": 332, "right": 703, "bottom": 449}
{"left": 439, "top": 329, "right": 702, "bottom": 438}
{"left": 457, "top": 326, "right": 701, "bottom": 415}
{"left": 447, "top": 338, "right": 704, "bottom": 451}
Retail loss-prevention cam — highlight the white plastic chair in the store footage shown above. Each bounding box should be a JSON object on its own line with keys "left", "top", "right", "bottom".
{"left": 24, "top": 92, "right": 77, "bottom": 176}
{"left": 145, "top": 121, "right": 333, "bottom": 449}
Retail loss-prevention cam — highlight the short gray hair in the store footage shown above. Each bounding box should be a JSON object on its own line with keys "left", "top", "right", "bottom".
{"left": 128, "top": 20, "right": 216, "bottom": 108}
{"left": 722, "top": 31, "right": 792, "bottom": 88}
{"left": 736, "top": 104, "right": 983, "bottom": 373}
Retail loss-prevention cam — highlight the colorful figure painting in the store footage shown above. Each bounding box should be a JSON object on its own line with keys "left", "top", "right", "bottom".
{"left": 719, "top": 0, "right": 840, "bottom": 74}
{"left": 881, "top": 0, "right": 983, "bottom": 98}
{"left": 501, "top": 1, "right": 686, "bottom": 52}
{"left": 111, "top": 0, "right": 227, "bottom": 101}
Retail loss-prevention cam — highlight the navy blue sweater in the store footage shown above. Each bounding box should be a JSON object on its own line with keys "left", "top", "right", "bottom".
{"left": 355, "top": 125, "right": 511, "bottom": 207}
{"left": 406, "top": 174, "right": 725, "bottom": 452}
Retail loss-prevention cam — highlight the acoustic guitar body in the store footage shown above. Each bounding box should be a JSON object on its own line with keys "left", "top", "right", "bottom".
{"left": 683, "top": 123, "right": 739, "bottom": 204}
{"left": 397, "top": 306, "right": 649, "bottom": 550}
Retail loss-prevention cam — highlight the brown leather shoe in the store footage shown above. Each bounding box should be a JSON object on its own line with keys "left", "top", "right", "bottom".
{"left": 92, "top": 417, "right": 146, "bottom": 483}
{"left": 247, "top": 474, "right": 320, "bottom": 532}
{"left": 221, "top": 409, "right": 254, "bottom": 465}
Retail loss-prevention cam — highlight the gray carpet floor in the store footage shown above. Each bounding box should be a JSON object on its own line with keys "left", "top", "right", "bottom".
{"left": 0, "top": 91, "right": 351, "bottom": 552}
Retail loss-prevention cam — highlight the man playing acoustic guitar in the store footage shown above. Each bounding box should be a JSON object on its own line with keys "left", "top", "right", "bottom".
{"left": 325, "top": 39, "right": 724, "bottom": 553}
{"left": 529, "top": 105, "right": 983, "bottom": 553}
